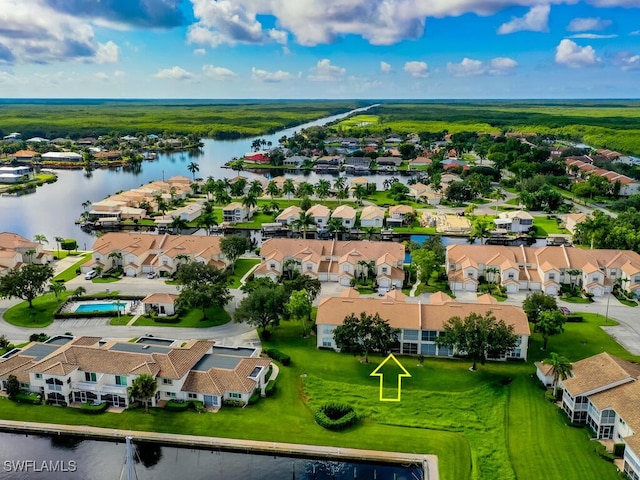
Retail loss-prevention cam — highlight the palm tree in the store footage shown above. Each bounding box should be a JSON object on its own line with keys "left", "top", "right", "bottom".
{"left": 471, "top": 218, "right": 492, "bottom": 245}
{"left": 33, "top": 234, "right": 48, "bottom": 245}
{"left": 230, "top": 158, "right": 244, "bottom": 178}
{"left": 169, "top": 216, "right": 188, "bottom": 234}
{"left": 485, "top": 266, "right": 500, "bottom": 294}
{"left": 197, "top": 213, "right": 218, "bottom": 235}
{"left": 25, "top": 249, "right": 36, "bottom": 264}
{"left": 214, "top": 189, "right": 231, "bottom": 206}
{"left": 187, "top": 161, "right": 199, "bottom": 180}
{"left": 297, "top": 182, "right": 314, "bottom": 198}
{"left": 294, "top": 212, "right": 315, "bottom": 240}
{"left": 71, "top": 286, "right": 86, "bottom": 299}
{"left": 315, "top": 179, "right": 331, "bottom": 200}
{"left": 353, "top": 184, "right": 366, "bottom": 205}
{"left": 266, "top": 181, "right": 280, "bottom": 199}
{"left": 334, "top": 176, "right": 346, "bottom": 191}
{"left": 81, "top": 200, "right": 92, "bottom": 212}
{"left": 242, "top": 193, "right": 258, "bottom": 218}
{"left": 327, "top": 217, "right": 345, "bottom": 240}
{"left": 335, "top": 186, "right": 348, "bottom": 205}
{"left": 543, "top": 352, "right": 572, "bottom": 398}
{"left": 566, "top": 268, "right": 582, "bottom": 294}
{"left": 282, "top": 179, "right": 295, "bottom": 200}
{"left": 54, "top": 236, "right": 64, "bottom": 258}
{"left": 175, "top": 253, "right": 191, "bottom": 269}
{"left": 128, "top": 374, "right": 158, "bottom": 413}
{"left": 248, "top": 180, "right": 263, "bottom": 197}
{"left": 108, "top": 251, "right": 122, "bottom": 268}
{"left": 49, "top": 282, "right": 66, "bottom": 301}
{"left": 283, "top": 258, "right": 301, "bottom": 279}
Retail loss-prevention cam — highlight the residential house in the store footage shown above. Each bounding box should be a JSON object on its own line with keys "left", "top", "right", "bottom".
{"left": 283, "top": 155, "right": 308, "bottom": 167}
{"left": 494, "top": 210, "right": 534, "bottom": 233}
{"left": 344, "top": 157, "right": 372, "bottom": 173}
{"left": 331, "top": 205, "right": 357, "bottom": 229}
{"left": 0, "top": 232, "right": 53, "bottom": 275}
{"left": 254, "top": 238, "right": 405, "bottom": 289}
{"left": 446, "top": 244, "right": 640, "bottom": 297}
{"left": 26, "top": 137, "right": 50, "bottom": 144}
{"left": 0, "top": 336, "right": 271, "bottom": 410}
{"left": 360, "top": 206, "right": 386, "bottom": 228}
{"left": 42, "top": 152, "right": 83, "bottom": 162}
{"left": 565, "top": 213, "right": 591, "bottom": 234}
{"left": 82, "top": 233, "right": 228, "bottom": 278}
{"left": 307, "top": 204, "right": 331, "bottom": 228}
{"left": 566, "top": 158, "right": 640, "bottom": 197}
{"left": 387, "top": 205, "right": 414, "bottom": 227}
{"left": 443, "top": 159, "right": 469, "bottom": 171}
{"left": 275, "top": 205, "right": 302, "bottom": 226}
{"left": 143, "top": 293, "right": 179, "bottom": 316}
{"left": 316, "top": 289, "right": 530, "bottom": 359}
{"left": 10, "top": 150, "right": 36, "bottom": 161}
{"left": 410, "top": 157, "right": 432, "bottom": 168}
{"left": 223, "top": 202, "right": 251, "bottom": 222}
{"left": 243, "top": 151, "right": 270, "bottom": 164}
{"left": 0, "top": 166, "right": 33, "bottom": 184}
{"left": 341, "top": 138, "right": 359, "bottom": 149}
{"left": 315, "top": 156, "right": 342, "bottom": 172}
{"left": 377, "top": 156, "right": 402, "bottom": 167}
{"left": 539, "top": 352, "right": 640, "bottom": 480}
{"left": 349, "top": 177, "right": 371, "bottom": 189}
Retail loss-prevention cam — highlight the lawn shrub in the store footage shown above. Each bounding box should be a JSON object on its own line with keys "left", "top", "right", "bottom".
{"left": 264, "top": 348, "right": 291, "bottom": 366}
{"left": 80, "top": 402, "right": 108, "bottom": 414}
{"left": 223, "top": 399, "right": 246, "bottom": 408}
{"left": 248, "top": 391, "right": 261, "bottom": 405}
{"left": 613, "top": 443, "right": 626, "bottom": 458}
{"left": 314, "top": 403, "right": 358, "bottom": 431}
{"left": 265, "top": 380, "right": 276, "bottom": 397}
{"left": 14, "top": 392, "right": 42, "bottom": 405}
{"left": 593, "top": 442, "right": 615, "bottom": 462}
{"left": 566, "top": 315, "right": 584, "bottom": 323}
{"left": 152, "top": 315, "right": 180, "bottom": 324}
{"left": 45, "top": 400, "right": 67, "bottom": 407}
{"left": 165, "top": 400, "right": 190, "bottom": 411}
{"left": 127, "top": 401, "right": 140, "bottom": 410}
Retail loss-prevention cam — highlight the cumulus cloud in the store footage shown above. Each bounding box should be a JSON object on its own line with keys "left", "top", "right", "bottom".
{"left": 404, "top": 61, "right": 429, "bottom": 78}
{"left": 193, "top": 48, "right": 207, "bottom": 55}
{"left": 568, "top": 33, "right": 617, "bottom": 39}
{"left": 203, "top": 64, "right": 237, "bottom": 80}
{"left": 498, "top": 5, "right": 550, "bottom": 34}
{"left": 380, "top": 61, "right": 392, "bottom": 73}
{"left": 616, "top": 52, "right": 640, "bottom": 70}
{"left": 555, "top": 39, "right": 600, "bottom": 67}
{"left": 631, "top": 30, "right": 640, "bottom": 36}
{"left": 154, "top": 66, "right": 195, "bottom": 80}
{"left": 95, "top": 41, "right": 120, "bottom": 64}
{"left": 251, "top": 67, "right": 294, "bottom": 82}
{"left": 93, "top": 70, "right": 125, "bottom": 81}
{"left": 567, "top": 17, "right": 612, "bottom": 32}
{"left": 447, "top": 57, "right": 517, "bottom": 76}
{"left": 308, "top": 59, "right": 346, "bottom": 82}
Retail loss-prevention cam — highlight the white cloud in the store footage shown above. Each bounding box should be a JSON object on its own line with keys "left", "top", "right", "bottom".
{"left": 567, "top": 17, "right": 612, "bottom": 32}
{"left": 251, "top": 67, "right": 294, "bottom": 82}
{"left": 154, "top": 66, "right": 195, "bottom": 80}
{"left": 447, "top": 57, "right": 517, "bottom": 76}
{"left": 497, "top": 5, "right": 550, "bottom": 34}
{"left": 489, "top": 57, "right": 518, "bottom": 74}
{"left": 404, "top": 61, "right": 429, "bottom": 78}
{"left": 308, "top": 59, "right": 346, "bottom": 82}
{"left": 93, "top": 70, "right": 125, "bottom": 81}
{"left": 619, "top": 53, "right": 640, "bottom": 70}
{"left": 193, "top": 48, "right": 207, "bottom": 55}
{"left": 95, "top": 41, "right": 119, "bottom": 64}
{"left": 568, "top": 33, "right": 617, "bottom": 39}
{"left": 380, "top": 61, "right": 392, "bottom": 73}
{"left": 631, "top": 30, "right": 640, "bottom": 36}
{"left": 202, "top": 64, "right": 237, "bottom": 80}
{"left": 555, "top": 39, "right": 600, "bottom": 68}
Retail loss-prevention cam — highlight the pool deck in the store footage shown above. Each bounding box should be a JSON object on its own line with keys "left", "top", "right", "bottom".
{"left": 0, "top": 419, "right": 439, "bottom": 479}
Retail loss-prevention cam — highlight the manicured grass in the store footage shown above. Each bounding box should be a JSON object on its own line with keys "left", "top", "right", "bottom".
{"left": 365, "top": 191, "right": 423, "bottom": 209}
{"left": 132, "top": 306, "right": 230, "bottom": 328}
{"left": 227, "top": 258, "right": 261, "bottom": 289}
{"left": 533, "top": 216, "right": 567, "bottom": 236}
{"left": 52, "top": 253, "right": 92, "bottom": 282}
{"left": 3, "top": 292, "right": 72, "bottom": 328}
{"left": 92, "top": 276, "right": 121, "bottom": 284}
{"left": 109, "top": 315, "right": 134, "bottom": 326}
{"left": 392, "top": 226, "right": 438, "bottom": 234}
{"left": 561, "top": 295, "right": 593, "bottom": 304}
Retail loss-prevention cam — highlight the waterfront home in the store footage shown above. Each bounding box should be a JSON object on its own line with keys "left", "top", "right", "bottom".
{"left": 315, "top": 156, "right": 342, "bottom": 171}
{"left": 564, "top": 213, "right": 591, "bottom": 234}
{"left": 223, "top": 202, "right": 251, "bottom": 222}
{"left": 42, "top": 152, "right": 83, "bottom": 162}
{"left": 243, "top": 151, "right": 270, "bottom": 164}
{"left": 10, "top": 150, "right": 36, "bottom": 161}
{"left": 254, "top": 238, "right": 405, "bottom": 289}
{"left": 82, "top": 233, "right": 228, "bottom": 278}
{"left": 344, "top": 157, "right": 372, "bottom": 173}
{"left": 377, "top": 156, "right": 402, "bottom": 166}
{"left": 307, "top": 204, "right": 331, "bottom": 228}
{"left": 446, "top": 244, "right": 640, "bottom": 296}
{"left": 386, "top": 205, "right": 414, "bottom": 227}
{"left": 283, "top": 155, "right": 308, "bottom": 167}
{"left": 275, "top": 205, "right": 302, "bottom": 226}
{"left": 0, "top": 232, "right": 53, "bottom": 275}
{"left": 349, "top": 177, "right": 371, "bottom": 189}
{"left": 410, "top": 157, "right": 432, "bottom": 168}
{"left": 360, "top": 206, "right": 386, "bottom": 228}
{"left": 494, "top": 210, "right": 534, "bottom": 233}
{"left": 566, "top": 158, "right": 640, "bottom": 196}
{"left": 536, "top": 352, "right": 640, "bottom": 479}
{"left": 143, "top": 293, "right": 178, "bottom": 316}
{"left": 0, "top": 166, "right": 33, "bottom": 184}
{"left": 316, "top": 289, "right": 530, "bottom": 359}
{"left": 0, "top": 336, "right": 271, "bottom": 410}
{"left": 331, "top": 205, "right": 357, "bottom": 229}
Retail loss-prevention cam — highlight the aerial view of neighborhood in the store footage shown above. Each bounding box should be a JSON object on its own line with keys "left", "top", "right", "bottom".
{"left": 1, "top": 1, "right": 640, "bottom": 479}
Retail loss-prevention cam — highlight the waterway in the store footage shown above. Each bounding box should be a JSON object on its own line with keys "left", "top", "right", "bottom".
{"left": 0, "top": 104, "right": 395, "bottom": 248}
{"left": 0, "top": 432, "right": 422, "bottom": 480}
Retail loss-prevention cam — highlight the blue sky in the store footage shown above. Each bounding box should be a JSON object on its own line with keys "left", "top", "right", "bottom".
{"left": 0, "top": 0, "right": 639, "bottom": 98}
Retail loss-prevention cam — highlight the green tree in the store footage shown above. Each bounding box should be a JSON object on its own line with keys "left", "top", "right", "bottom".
{"left": 332, "top": 312, "right": 400, "bottom": 363}
{"left": 294, "top": 212, "right": 315, "bottom": 240}
{"left": 266, "top": 181, "right": 281, "bottom": 199}
{"left": 6, "top": 374, "right": 20, "bottom": 400}
{"left": 282, "top": 272, "right": 322, "bottom": 301}
{"left": 470, "top": 217, "right": 492, "bottom": 245}
{"left": 169, "top": 216, "right": 188, "bottom": 234}
{"left": 353, "top": 184, "right": 366, "bottom": 205}
{"left": 282, "top": 179, "right": 295, "bottom": 200}
{"left": 411, "top": 249, "right": 439, "bottom": 284}
{"left": 297, "top": 182, "right": 314, "bottom": 198}
{"left": 436, "top": 311, "right": 519, "bottom": 370}
{"left": 230, "top": 178, "right": 247, "bottom": 197}
{"left": 71, "top": 286, "right": 86, "bottom": 299}
{"left": 220, "top": 235, "right": 249, "bottom": 272}
{"left": 60, "top": 238, "right": 78, "bottom": 253}
{"left": 175, "top": 262, "right": 231, "bottom": 320}
{"left": 54, "top": 236, "right": 64, "bottom": 258}
{"left": 33, "top": 234, "right": 48, "bottom": 245}
{"left": 248, "top": 180, "right": 263, "bottom": 197}
{"left": 234, "top": 286, "right": 289, "bottom": 332}
{"left": 242, "top": 193, "right": 258, "bottom": 215}
{"left": 0, "top": 264, "right": 54, "bottom": 308}
{"left": 543, "top": 352, "right": 572, "bottom": 397}
{"left": 49, "top": 282, "right": 67, "bottom": 301}
{"left": 0, "top": 335, "right": 9, "bottom": 349}
{"left": 128, "top": 374, "right": 158, "bottom": 413}
{"left": 187, "top": 161, "right": 199, "bottom": 180}
{"left": 197, "top": 213, "right": 218, "bottom": 235}
{"left": 315, "top": 179, "right": 331, "bottom": 200}
{"left": 286, "top": 289, "right": 313, "bottom": 337}
{"left": 522, "top": 292, "right": 558, "bottom": 324}
{"left": 536, "top": 309, "right": 566, "bottom": 350}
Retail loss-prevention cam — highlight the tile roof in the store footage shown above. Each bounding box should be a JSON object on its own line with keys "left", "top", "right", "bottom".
{"left": 260, "top": 239, "right": 404, "bottom": 265}
{"left": 143, "top": 293, "right": 178, "bottom": 304}
{"left": 360, "top": 205, "right": 385, "bottom": 220}
{"left": 562, "top": 353, "right": 640, "bottom": 396}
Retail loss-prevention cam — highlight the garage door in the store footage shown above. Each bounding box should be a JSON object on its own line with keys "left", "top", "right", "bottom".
{"left": 464, "top": 282, "right": 476, "bottom": 291}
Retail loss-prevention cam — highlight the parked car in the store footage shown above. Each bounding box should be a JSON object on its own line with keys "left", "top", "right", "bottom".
{"left": 85, "top": 270, "right": 97, "bottom": 280}
{"left": 147, "top": 272, "right": 157, "bottom": 279}
{"left": 560, "top": 306, "right": 571, "bottom": 315}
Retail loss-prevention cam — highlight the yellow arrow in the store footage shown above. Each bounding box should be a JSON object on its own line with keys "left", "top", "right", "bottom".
{"left": 370, "top": 353, "right": 411, "bottom": 402}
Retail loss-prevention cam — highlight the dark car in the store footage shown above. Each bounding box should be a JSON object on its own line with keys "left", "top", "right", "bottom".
{"left": 560, "top": 306, "right": 571, "bottom": 315}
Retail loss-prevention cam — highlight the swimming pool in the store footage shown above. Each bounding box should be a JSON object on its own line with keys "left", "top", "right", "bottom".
{"left": 73, "top": 302, "right": 126, "bottom": 313}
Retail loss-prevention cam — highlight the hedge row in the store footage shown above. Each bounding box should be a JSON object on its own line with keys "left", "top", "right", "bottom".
{"left": 264, "top": 348, "right": 290, "bottom": 366}
{"left": 265, "top": 380, "right": 276, "bottom": 397}
{"left": 164, "top": 400, "right": 204, "bottom": 411}
{"left": 248, "top": 391, "right": 261, "bottom": 405}
{"left": 314, "top": 403, "right": 358, "bottom": 431}
{"left": 80, "top": 402, "right": 108, "bottom": 414}
{"left": 222, "top": 399, "right": 246, "bottom": 408}
{"left": 565, "top": 315, "right": 584, "bottom": 323}
{"left": 151, "top": 315, "right": 180, "bottom": 324}
{"left": 13, "top": 392, "right": 42, "bottom": 405}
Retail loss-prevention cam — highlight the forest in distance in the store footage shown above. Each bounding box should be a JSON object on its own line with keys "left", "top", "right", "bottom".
{"left": 0, "top": 99, "right": 639, "bottom": 154}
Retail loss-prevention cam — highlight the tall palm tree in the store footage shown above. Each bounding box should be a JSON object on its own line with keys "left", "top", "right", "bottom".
{"left": 197, "top": 213, "right": 218, "bottom": 235}
{"left": 54, "top": 236, "right": 64, "bottom": 258}
{"left": 187, "top": 161, "right": 199, "bottom": 180}
{"left": 25, "top": 249, "right": 36, "bottom": 264}
{"left": 566, "top": 268, "right": 582, "bottom": 294}
{"left": 108, "top": 251, "right": 122, "bottom": 268}
{"left": 169, "top": 216, "right": 188, "bottom": 234}
{"left": 335, "top": 186, "right": 348, "bottom": 205}
{"left": 49, "top": 282, "right": 67, "bottom": 301}
{"left": 282, "top": 179, "right": 295, "bottom": 200}
{"left": 485, "top": 266, "right": 500, "bottom": 294}
{"left": 296, "top": 182, "right": 314, "bottom": 198}
{"left": 353, "top": 184, "right": 366, "bottom": 205}
{"left": 242, "top": 193, "right": 258, "bottom": 217}
{"left": 315, "top": 179, "right": 331, "bottom": 200}
{"left": 327, "top": 217, "right": 345, "bottom": 240}
{"left": 334, "top": 176, "right": 346, "bottom": 191}
{"left": 81, "top": 200, "right": 92, "bottom": 212}
{"left": 33, "top": 234, "right": 48, "bottom": 245}
{"left": 294, "top": 212, "right": 315, "bottom": 240}
{"left": 248, "top": 180, "right": 263, "bottom": 197}
{"left": 266, "top": 181, "right": 280, "bottom": 199}
{"left": 214, "top": 189, "right": 231, "bottom": 206}
{"left": 471, "top": 218, "right": 492, "bottom": 245}
{"left": 543, "top": 352, "right": 572, "bottom": 398}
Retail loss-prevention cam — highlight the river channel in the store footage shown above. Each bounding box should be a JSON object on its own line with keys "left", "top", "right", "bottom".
{"left": 0, "top": 432, "right": 422, "bottom": 480}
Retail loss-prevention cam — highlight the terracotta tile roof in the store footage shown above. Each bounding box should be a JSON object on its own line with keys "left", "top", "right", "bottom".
{"left": 182, "top": 357, "right": 270, "bottom": 395}
{"left": 562, "top": 353, "right": 640, "bottom": 397}
{"left": 307, "top": 204, "right": 330, "bottom": 217}
{"left": 389, "top": 205, "right": 413, "bottom": 216}
{"left": 143, "top": 293, "right": 178, "bottom": 304}
{"left": 477, "top": 294, "right": 498, "bottom": 305}
{"left": 331, "top": 205, "right": 356, "bottom": 219}
{"left": 360, "top": 205, "right": 385, "bottom": 220}
{"left": 429, "top": 292, "right": 455, "bottom": 305}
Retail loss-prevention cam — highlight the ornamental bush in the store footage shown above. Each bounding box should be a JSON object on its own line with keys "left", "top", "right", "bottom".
{"left": 265, "top": 380, "right": 277, "bottom": 397}
{"left": 264, "top": 348, "right": 290, "bottom": 366}
{"left": 314, "top": 403, "right": 358, "bottom": 431}
{"left": 80, "top": 402, "right": 108, "bottom": 414}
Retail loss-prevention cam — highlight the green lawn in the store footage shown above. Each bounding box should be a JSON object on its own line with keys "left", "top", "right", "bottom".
{"left": 2, "top": 292, "right": 71, "bottom": 328}
{"left": 108, "top": 315, "right": 134, "bottom": 326}
{"left": 533, "top": 216, "right": 567, "bottom": 236}
{"left": 52, "top": 253, "right": 92, "bottom": 282}
{"left": 92, "top": 276, "right": 121, "bottom": 284}
{"left": 227, "top": 258, "right": 261, "bottom": 288}
{"left": 365, "top": 191, "right": 423, "bottom": 209}
{"left": 132, "top": 306, "right": 230, "bottom": 328}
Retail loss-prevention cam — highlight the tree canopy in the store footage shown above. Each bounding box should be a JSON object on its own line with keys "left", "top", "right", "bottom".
{"left": 0, "top": 264, "right": 54, "bottom": 308}
{"left": 129, "top": 374, "right": 158, "bottom": 413}
{"left": 234, "top": 286, "right": 289, "bottom": 332}
{"left": 286, "top": 289, "right": 313, "bottom": 336}
{"left": 522, "top": 292, "right": 558, "bottom": 324}
{"left": 332, "top": 312, "right": 400, "bottom": 363}
{"left": 174, "top": 262, "right": 231, "bottom": 319}
{"left": 536, "top": 309, "right": 566, "bottom": 350}
{"left": 220, "top": 235, "right": 249, "bottom": 272}
{"left": 436, "top": 311, "right": 519, "bottom": 370}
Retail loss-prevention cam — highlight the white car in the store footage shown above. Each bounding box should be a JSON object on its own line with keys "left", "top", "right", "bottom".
{"left": 147, "top": 272, "right": 158, "bottom": 279}
{"left": 85, "top": 270, "right": 97, "bottom": 280}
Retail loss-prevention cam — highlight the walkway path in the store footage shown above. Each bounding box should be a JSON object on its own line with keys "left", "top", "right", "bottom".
{"left": 409, "top": 267, "right": 421, "bottom": 297}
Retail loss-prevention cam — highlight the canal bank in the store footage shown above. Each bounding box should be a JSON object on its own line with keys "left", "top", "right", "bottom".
{"left": 0, "top": 419, "right": 438, "bottom": 479}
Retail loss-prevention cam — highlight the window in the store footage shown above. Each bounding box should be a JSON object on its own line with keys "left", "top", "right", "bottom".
{"left": 20, "top": 383, "right": 29, "bottom": 389}
{"left": 508, "top": 273, "right": 515, "bottom": 279}
{"left": 438, "top": 346, "right": 453, "bottom": 357}
{"left": 421, "top": 330, "right": 438, "bottom": 342}
{"left": 382, "top": 267, "right": 388, "bottom": 274}
{"left": 345, "top": 220, "right": 350, "bottom": 225}
{"left": 601, "top": 409, "right": 616, "bottom": 424}
{"left": 322, "top": 325, "right": 333, "bottom": 334}
{"left": 635, "top": 276, "right": 640, "bottom": 283}
{"left": 188, "top": 393, "right": 198, "bottom": 399}
{"left": 421, "top": 344, "right": 436, "bottom": 355}
{"left": 549, "top": 274, "right": 555, "bottom": 280}
{"left": 84, "top": 372, "right": 97, "bottom": 382}
{"left": 162, "top": 378, "right": 173, "bottom": 385}
{"left": 306, "top": 264, "right": 312, "bottom": 271}
{"left": 229, "top": 392, "right": 242, "bottom": 399}
{"left": 509, "top": 348, "right": 522, "bottom": 358}
{"left": 593, "top": 276, "right": 600, "bottom": 282}
{"left": 402, "top": 343, "right": 418, "bottom": 355}
{"left": 115, "top": 375, "right": 127, "bottom": 386}
{"left": 270, "top": 263, "right": 275, "bottom": 269}
{"left": 404, "top": 330, "right": 418, "bottom": 341}
{"left": 322, "top": 338, "right": 332, "bottom": 347}
{"left": 165, "top": 392, "right": 175, "bottom": 398}
{"left": 35, "top": 373, "right": 42, "bottom": 379}
{"left": 467, "top": 272, "right": 474, "bottom": 278}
